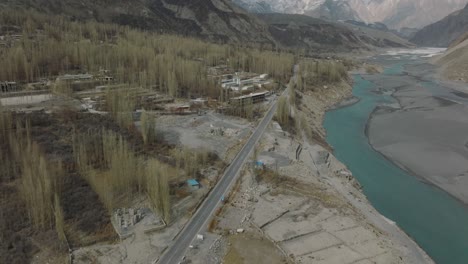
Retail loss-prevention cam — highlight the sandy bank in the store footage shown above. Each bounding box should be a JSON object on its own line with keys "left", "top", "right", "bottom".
{"left": 365, "top": 64, "right": 468, "bottom": 205}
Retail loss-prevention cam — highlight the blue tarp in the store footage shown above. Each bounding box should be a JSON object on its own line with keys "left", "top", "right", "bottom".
{"left": 187, "top": 179, "right": 200, "bottom": 186}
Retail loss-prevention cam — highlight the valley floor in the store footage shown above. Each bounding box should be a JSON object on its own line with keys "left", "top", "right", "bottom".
{"left": 3, "top": 61, "right": 435, "bottom": 264}
{"left": 182, "top": 80, "right": 433, "bottom": 264}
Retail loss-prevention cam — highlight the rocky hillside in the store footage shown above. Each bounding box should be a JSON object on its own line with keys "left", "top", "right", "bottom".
{"left": 342, "top": 21, "right": 414, "bottom": 48}
{"left": 411, "top": 4, "right": 468, "bottom": 47}
{"left": 233, "top": 0, "right": 325, "bottom": 15}
{"left": 350, "top": 0, "right": 468, "bottom": 30}
{"left": 234, "top": 0, "right": 468, "bottom": 29}
{"left": 433, "top": 34, "right": 468, "bottom": 82}
{"left": 449, "top": 32, "right": 468, "bottom": 48}
{"left": 258, "top": 13, "right": 366, "bottom": 53}
{"left": 305, "top": 0, "right": 361, "bottom": 22}
{"left": 0, "top": 0, "right": 412, "bottom": 52}
{"left": 257, "top": 13, "right": 412, "bottom": 53}
{"left": 232, "top": 0, "right": 275, "bottom": 12}
{"left": 0, "top": 0, "right": 276, "bottom": 45}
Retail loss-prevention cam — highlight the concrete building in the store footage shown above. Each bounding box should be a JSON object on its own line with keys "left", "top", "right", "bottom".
{"left": 230, "top": 91, "right": 268, "bottom": 106}
{"left": 221, "top": 73, "right": 269, "bottom": 92}
{"left": 57, "top": 73, "right": 93, "bottom": 82}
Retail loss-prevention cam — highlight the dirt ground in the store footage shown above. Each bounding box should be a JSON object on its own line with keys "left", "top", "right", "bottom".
{"left": 224, "top": 233, "right": 287, "bottom": 264}
{"left": 170, "top": 80, "right": 431, "bottom": 264}
{"left": 178, "top": 75, "right": 433, "bottom": 264}
{"left": 157, "top": 111, "right": 252, "bottom": 160}
{"left": 70, "top": 110, "right": 253, "bottom": 264}
{"left": 202, "top": 120, "right": 431, "bottom": 264}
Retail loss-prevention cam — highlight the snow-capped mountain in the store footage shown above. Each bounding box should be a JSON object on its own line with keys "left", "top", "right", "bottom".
{"left": 233, "top": 0, "right": 468, "bottom": 29}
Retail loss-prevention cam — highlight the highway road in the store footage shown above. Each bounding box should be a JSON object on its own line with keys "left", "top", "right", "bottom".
{"left": 157, "top": 97, "right": 279, "bottom": 264}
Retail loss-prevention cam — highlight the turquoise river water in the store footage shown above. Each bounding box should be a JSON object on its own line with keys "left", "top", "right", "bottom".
{"left": 323, "top": 61, "right": 468, "bottom": 264}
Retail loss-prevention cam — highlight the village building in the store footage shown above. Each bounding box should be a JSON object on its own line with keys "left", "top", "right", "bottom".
{"left": 165, "top": 103, "right": 191, "bottom": 114}
{"left": 229, "top": 91, "right": 269, "bottom": 106}
{"left": 56, "top": 73, "right": 93, "bottom": 82}
{"left": 221, "top": 73, "right": 270, "bottom": 92}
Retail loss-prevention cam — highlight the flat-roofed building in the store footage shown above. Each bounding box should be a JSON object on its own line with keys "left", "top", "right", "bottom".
{"left": 230, "top": 91, "right": 268, "bottom": 106}
{"left": 57, "top": 74, "right": 93, "bottom": 82}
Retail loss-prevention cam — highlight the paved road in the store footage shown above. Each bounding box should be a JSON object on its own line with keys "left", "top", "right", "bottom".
{"left": 157, "top": 98, "right": 279, "bottom": 264}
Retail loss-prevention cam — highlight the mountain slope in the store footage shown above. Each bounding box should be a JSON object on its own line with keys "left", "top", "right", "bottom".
{"left": 433, "top": 34, "right": 468, "bottom": 82}
{"left": 235, "top": 0, "right": 468, "bottom": 29}
{"left": 0, "top": 0, "right": 276, "bottom": 45}
{"left": 0, "top": 0, "right": 416, "bottom": 52}
{"left": 342, "top": 21, "right": 414, "bottom": 48}
{"left": 258, "top": 13, "right": 365, "bottom": 53}
{"left": 257, "top": 13, "right": 412, "bottom": 53}
{"left": 233, "top": 0, "right": 325, "bottom": 15}
{"left": 411, "top": 4, "right": 468, "bottom": 47}
{"left": 232, "top": 0, "right": 275, "bottom": 12}
{"left": 350, "top": 0, "right": 468, "bottom": 29}
{"left": 1, "top": 0, "right": 408, "bottom": 52}
{"left": 306, "top": 0, "right": 361, "bottom": 21}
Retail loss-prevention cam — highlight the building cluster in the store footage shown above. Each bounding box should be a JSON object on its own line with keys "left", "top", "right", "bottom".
{"left": 56, "top": 71, "right": 113, "bottom": 83}
{"left": 208, "top": 65, "right": 274, "bottom": 108}
{"left": 208, "top": 65, "right": 271, "bottom": 93}
{"left": 220, "top": 73, "right": 270, "bottom": 92}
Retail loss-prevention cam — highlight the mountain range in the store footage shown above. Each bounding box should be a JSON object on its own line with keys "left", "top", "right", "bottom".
{"left": 0, "top": 0, "right": 412, "bottom": 52}
{"left": 233, "top": 0, "right": 468, "bottom": 29}
{"left": 411, "top": 3, "right": 468, "bottom": 47}
{"left": 258, "top": 13, "right": 412, "bottom": 53}
{"left": 0, "top": 0, "right": 277, "bottom": 45}
{"left": 433, "top": 32, "right": 468, "bottom": 82}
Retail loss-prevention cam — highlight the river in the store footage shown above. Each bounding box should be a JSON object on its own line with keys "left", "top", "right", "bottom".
{"left": 323, "top": 50, "right": 468, "bottom": 264}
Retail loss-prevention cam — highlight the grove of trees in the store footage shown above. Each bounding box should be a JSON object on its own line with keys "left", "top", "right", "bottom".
{"left": 0, "top": 9, "right": 295, "bottom": 99}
